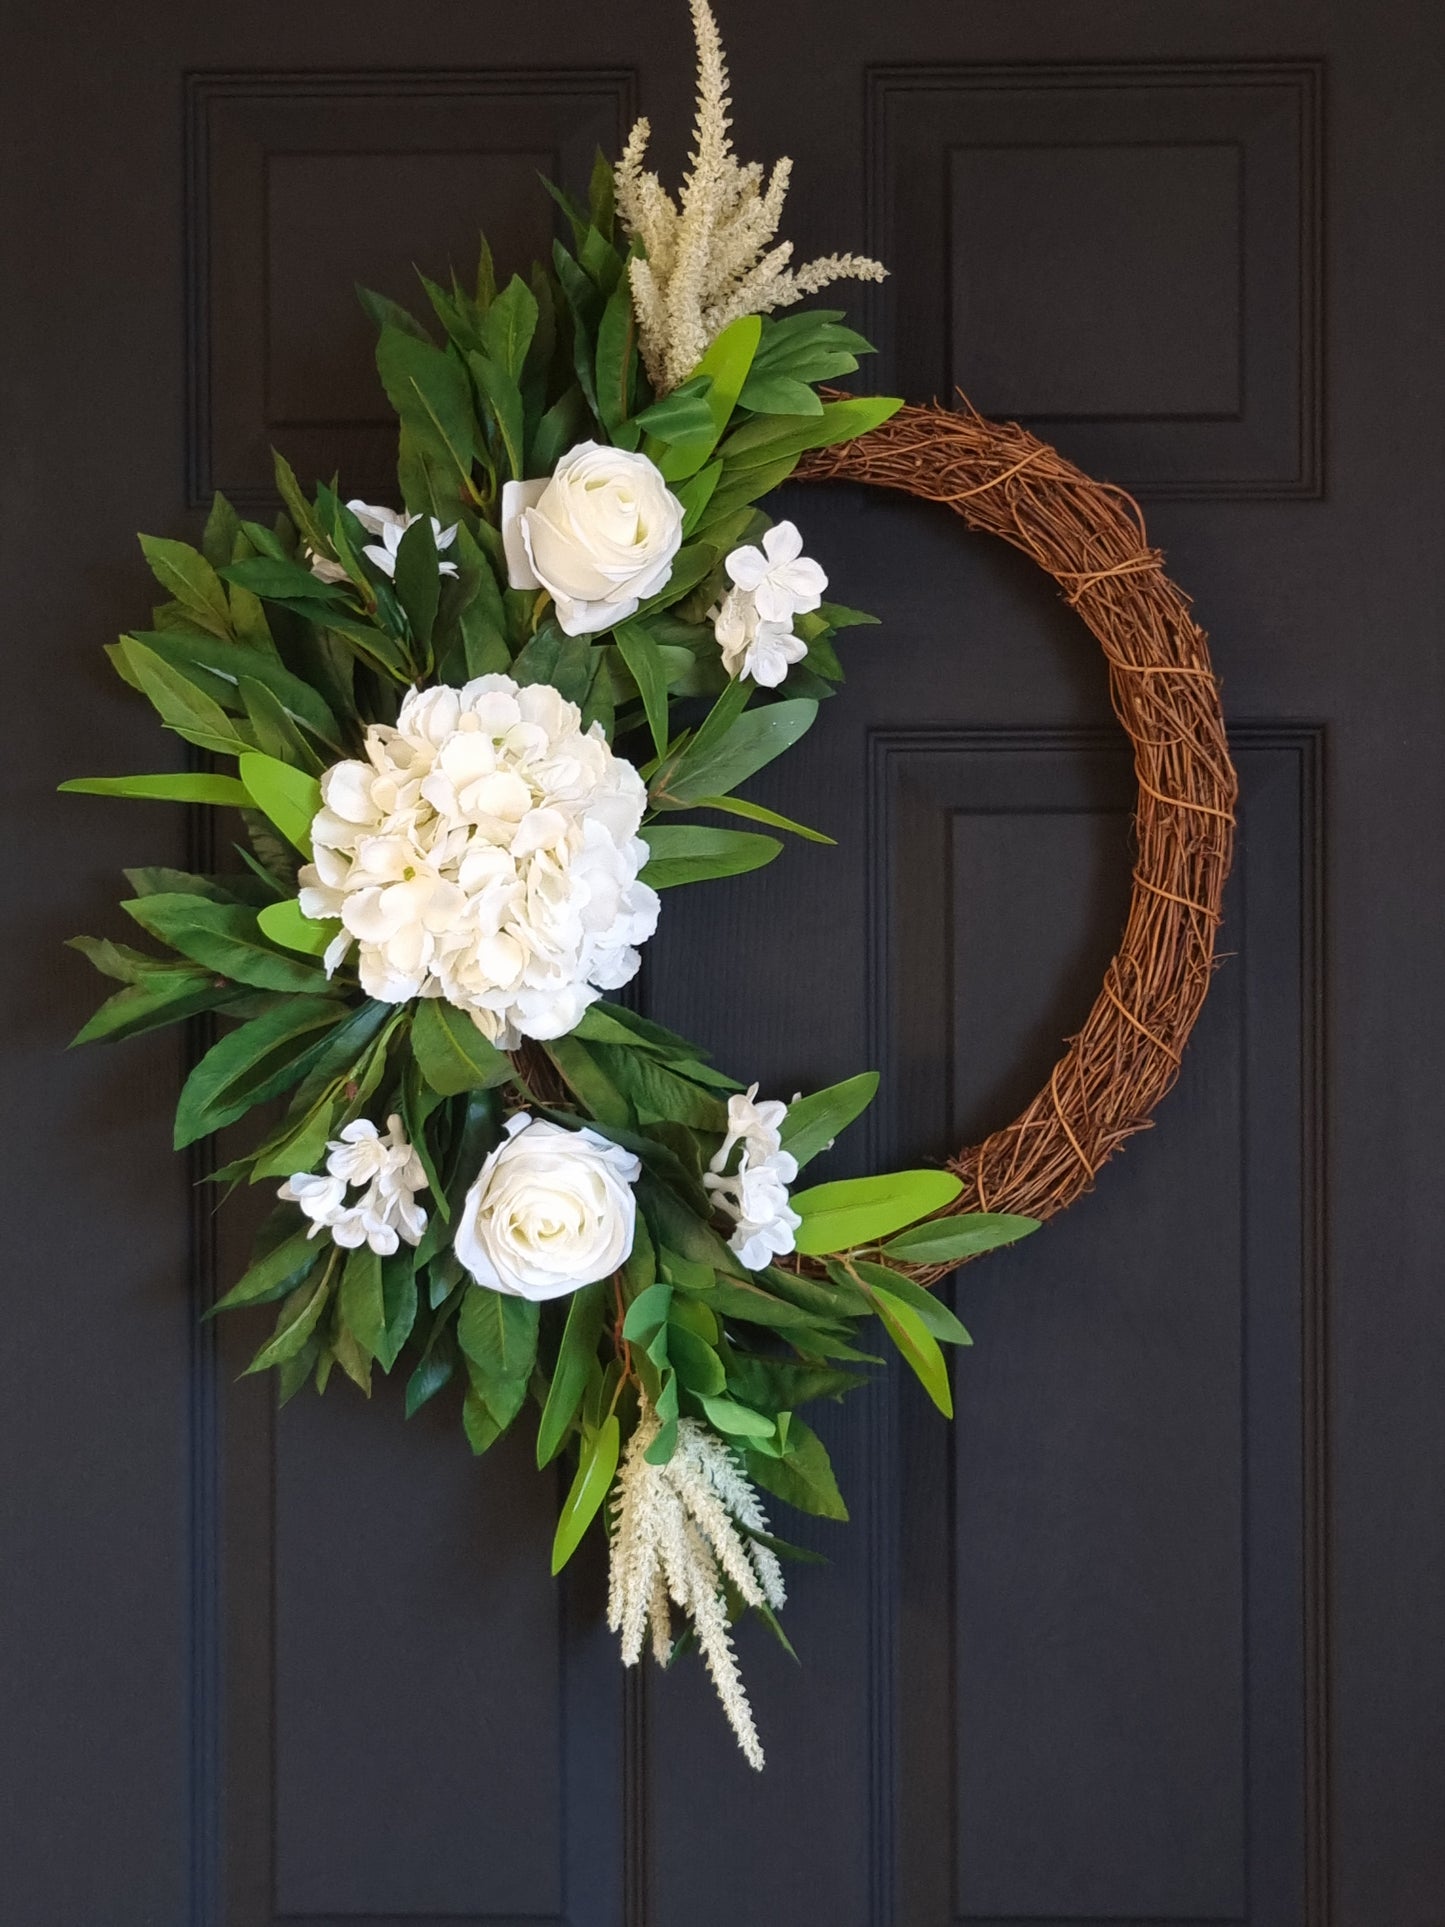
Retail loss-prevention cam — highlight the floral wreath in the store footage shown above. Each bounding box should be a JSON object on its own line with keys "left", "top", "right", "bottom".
{"left": 64, "top": 2, "right": 1232, "bottom": 1769}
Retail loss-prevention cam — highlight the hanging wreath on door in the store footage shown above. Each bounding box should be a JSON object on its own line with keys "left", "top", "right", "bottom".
{"left": 62, "top": 1, "right": 1234, "bottom": 1767}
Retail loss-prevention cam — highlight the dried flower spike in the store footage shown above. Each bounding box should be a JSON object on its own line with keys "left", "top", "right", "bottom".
{"left": 615, "top": 0, "right": 887, "bottom": 391}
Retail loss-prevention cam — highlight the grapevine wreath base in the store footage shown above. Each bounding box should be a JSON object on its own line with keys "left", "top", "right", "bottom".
{"left": 799, "top": 405, "right": 1238, "bottom": 1279}
{"left": 63, "top": 0, "right": 1236, "bottom": 1769}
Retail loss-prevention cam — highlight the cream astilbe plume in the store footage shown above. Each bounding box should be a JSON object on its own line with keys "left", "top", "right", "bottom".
{"left": 607, "top": 1400, "right": 787, "bottom": 1770}
{"left": 614, "top": 0, "right": 887, "bottom": 391}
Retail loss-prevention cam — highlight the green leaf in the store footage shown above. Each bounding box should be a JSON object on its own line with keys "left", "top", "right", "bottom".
{"left": 719, "top": 394, "right": 903, "bottom": 469}
{"left": 139, "top": 535, "right": 233, "bottom": 637}
{"left": 871, "top": 1285, "right": 953, "bottom": 1417}
{"left": 746, "top": 1417, "right": 848, "bottom": 1521}
{"left": 244, "top": 1271, "right": 333, "bottom": 1374}
{"left": 392, "top": 513, "right": 440, "bottom": 654}
{"left": 338, "top": 1245, "right": 386, "bottom": 1362}
{"left": 700, "top": 1393, "right": 776, "bottom": 1438}
{"left": 881, "top": 1212, "right": 1040, "bottom": 1266}
{"left": 690, "top": 791, "right": 835, "bottom": 844}
{"left": 592, "top": 1048, "right": 727, "bottom": 1132}
{"left": 377, "top": 1251, "right": 419, "bottom": 1371}
{"left": 633, "top": 379, "right": 715, "bottom": 443}
{"left": 69, "top": 965, "right": 244, "bottom": 1047}
{"left": 469, "top": 350, "right": 526, "bottom": 481}
{"left": 59, "top": 772, "right": 251, "bottom": 806}
{"left": 551, "top": 1414, "right": 621, "bottom": 1575}
{"left": 411, "top": 999, "right": 513, "bottom": 1096}
{"left": 779, "top": 1072, "right": 879, "bottom": 1171}
{"left": 458, "top": 1287, "right": 540, "bottom": 1383}
{"left": 594, "top": 275, "right": 638, "bottom": 433}
{"left": 542, "top": 1035, "right": 632, "bottom": 1130}
{"left": 173, "top": 995, "right": 343, "bottom": 1146}
{"left": 116, "top": 639, "right": 247, "bottom": 756}
{"left": 654, "top": 315, "right": 762, "bottom": 481}
{"left": 238, "top": 752, "right": 321, "bottom": 857}
{"left": 482, "top": 274, "right": 539, "bottom": 381}
{"left": 256, "top": 897, "right": 338, "bottom": 957}
{"left": 639, "top": 824, "right": 781, "bottom": 889}
{"left": 834, "top": 1259, "right": 972, "bottom": 1347}
{"left": 239, "top": 678, "right": 324, "bottom": 772}
{"left": 791, "top": 1169, "right": 964, "bottom": 1256}
{"left": 121, "top": 893, "right": 329, "bottom": 995}
{"left": 737, "top": 370, "right": 825, "bottom": 416}
{"left": 212, "top": 1227, "right": 319, "bottom": 1313}
{"left": 376, "top": 327, "right": 481, "bottom": 502}
{"left": 612, "top": 619, "right": 670, "bottom": 759}
{"left": 650, "top": 697, "right": 818, "bottom": 809}
{"left": 536, "top": 1281, "right": 609, "bottom": 1466}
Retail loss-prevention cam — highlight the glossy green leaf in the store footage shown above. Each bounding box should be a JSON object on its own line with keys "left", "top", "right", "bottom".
{"left": 211, "top": 1227, "right": 319, "bottom": 1313}
{"left": 338, "top": 1245, "right": 386, "bottom": 1362}
{"left": 779, "top": 1072, "right": 879, "bottom": 1171}
{"left": 139, "top": 534, "right": 233, "bottom": 637}
{"left": 255, "top": 898, "right": 337, "bottom": 957}
{"left": 173, "top": 995, "right": 342, "bottom": 1146}
{"left": 536, "top": 1281, "right": 609, "bottom": 1467}
{"left": 411, "top": 998, "right": 513, "bottom": 1096}
{"left": 551, "top": 1414, "right": 621, "bottom": 1575}
{"left": 243, "top": 1271, "right": 333, "bottom": 1374}
{"left": 791, "top": 1169, "right": 965, "bottom": 1256}
{"left": 746, "top": 1417, "right": 848, "bottom": 1521}
{"left": 833, "top": 1259, "right": 972, "bottom": 1347}
{"left": 639, "top": 824, "right": 782, "bottom": 889}
{"left": 870, "top": 1285, "right": 953, "bottom": 1417}
{"left": 881, "top": 1212, "right": 1040, "bottom": 1266}
{"left": 121, "top": 893, "right": 325, "bottom": 994}
{"left": 542, "top": 1035, "right": 632, "bottom": 1130}
{"left": 655, "top": 315, "right": 761, "bottom": 480}
{"left": 689, "top": 791, "right": 835, "bottom": 843}
{"left": 458, "top": 1287, "right": 540, "bottom": 1385}
{"left": 238, "top": 752, "right": 321, "bottom": 857}
{"left": 392, "top": 513, "right": 440, "bottom": 653}
{"left": 612, "top": 619, "right": 670, "bottom": 759}
{"left": 650, "top": 699, "right": 818, "bottom": 808}
{"left": 59, "top": 772, "right": 251, "bottom": 806}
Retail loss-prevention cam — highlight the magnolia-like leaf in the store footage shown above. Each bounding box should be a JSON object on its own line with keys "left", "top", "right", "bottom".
{"left": 700, "top": 1393, "right": 775, "bottom": 1438}
{"left": 882, "top": 1212, "right": 1040, "bottom": 1266}
{"left": 551, "top": 1414, "right": 621, "bottom": 1575}
{"left": 211, "top": 1227, "right": 319, "bottom": 1314}
{"left": 779, "top": 1071, "right": 879, "bottom": 1171}
{"left": 338, "top": 1246, "right": 386, "bottom": 1363}
{"left": 256, "top": 898, "right": 338, "bottom": 957}
{"left": 238, "top": 752, "right": 321, "bottom": 857}
{"left": 411, "top": 998, "right": 512, "bottom": 1096}
{"left": 639, "top": 824, "right": 782, "bottom": 889}
{"left": 654, "top": 315, "right": 762, "bottom": 481}
{"left": 536, "top": 1280, "right": 609, "bottom": 1467}
{"left": 746, "top": 1417, "right": 848, "bottom": 1521}
{"left": 121, "top": 894, "right": 329, "bottom": 995}
{"left": 243, "top": 1272, "right": 333, "bottom": 1375}
{"left": 791, "top": 1169, "right": 964, "bottom": 1256}
{"left": 59, "top": 772, "right": 251, "bottom": 806}
{"left": 870, "top": 1285, "right": 953, "bottom": 1418}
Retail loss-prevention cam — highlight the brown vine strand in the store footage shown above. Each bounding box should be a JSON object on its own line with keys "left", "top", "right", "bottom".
{"left": 793, "top": 401, "right": 1238, "bottom": 1287}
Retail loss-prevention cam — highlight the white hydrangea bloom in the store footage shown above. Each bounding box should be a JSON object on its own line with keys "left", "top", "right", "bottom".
{"left": 309, "top": 500, "right": 458, "bottom": 584}
{"left": 297, "top": 675, "right": 660, "bottom": 1048}
{"left": 280, "top": 1113, "right": 429, "bottom": 1257}
{"left": 724, "top": 522, "right": 826, "bottom": 624}
{"left": 704, "top": 1084, "right": 802, "bottom": 1271}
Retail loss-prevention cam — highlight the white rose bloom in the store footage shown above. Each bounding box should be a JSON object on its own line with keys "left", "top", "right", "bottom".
{"left": 297, "top": 674, "right": 660, "bottom": 1048}
{"left": 309, "top": 501, "right": 458, "bottom": 584}
{"left": 280, "top": 1114, "right": 429, "bottom": 1258}
{"left": 724, "top": 520, "right": 827, "bottom": 624}
{"left": 704, "top": 1085, "right": 802, "bottom": 1272}
{"left": 711, "top": 585, "right": 808, "bottom": 688}
{"left": 501, "top": 442, "right": 684, "bottom": 636}
{"left": 455, "top": 1114, "right": 641, "bottom": 1301}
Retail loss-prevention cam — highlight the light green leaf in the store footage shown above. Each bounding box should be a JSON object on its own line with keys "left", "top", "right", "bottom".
{"left": 639, "top": 824, "right": 782, "bottom": 889}
{"left": 746, "top": 1417, "right": 848, "bottom": 1521}
{"left": 376, "top": 327, "right": 481, "bottom": 500}
{"left": 871, "top": 1285, "right": 953, "bottom": 1417}
{"left": 117, "top": 639, "right": 247, "bottom": 756}
{"left": 650, "top": 698, "right": 818, "bottom": 808}
{"left": 59, "top": 772, "right": 251, "bottom": 806}
{"left": 791, "top": 1169, "right": 965, "bottom": 1256}
{"left": 139, "top": 534, "right": 233, "bottom": 638}
{"left": 779, "top": 1071, "right": 879, "bottom": 1170}
{"left": 536, "top": 1281, "right": 609, "bottom": 1467}
{"left": 411, "top": 998, "right": 513, "bottom": 1096}
{"left": 655, "top": 315, "right": 761, "bottom": 480}
{"left": 737, "top": 370, "right": 825, "bottom": 416}
{"left": 612, "top": 619, "right": 670, "bottom": 759}
{"left": 882, "top": 1212, "right": 1040, "bottom": 1266}
{"left": 551, "top": 1414, "right": 621, "bottom": 1575}
{"left": 700, "top": 1393, "right": 776, "bottom": 1438}
{"left": 238, "top": 752, "right": 321, "bottom": 857}
{"left": 690, "top": 791, "right": 835, "bottom": 843}
{"left": 835, "top": 1258, "right": 972, "bottom": 1347}
{"left": 256, "top": 898, "right": 338, "bottom": 957}
{"left": 481, "top": 273, "right": 539, "bottom": 381}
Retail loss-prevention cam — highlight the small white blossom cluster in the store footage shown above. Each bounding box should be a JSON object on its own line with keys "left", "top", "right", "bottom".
{"left": 298, "top": 676, "right": 660, "bottom": 1047}
{"left": 711, "top": 521, "right": 826, "bottom": 688}
{"left": 613, "top": 0, "right": 887, "bottom": 391}
{"left": 608, "top": 1401, "right": 786, "bottom": 1770}
{"left": 705, "top": 1085, "right": 802, "bottom": 1272}
{"left": 280, "top": 1114, "right": 428, "bottom": 1256}
{"left": 309, "top": 501, "right": 458, "bottom": 584}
